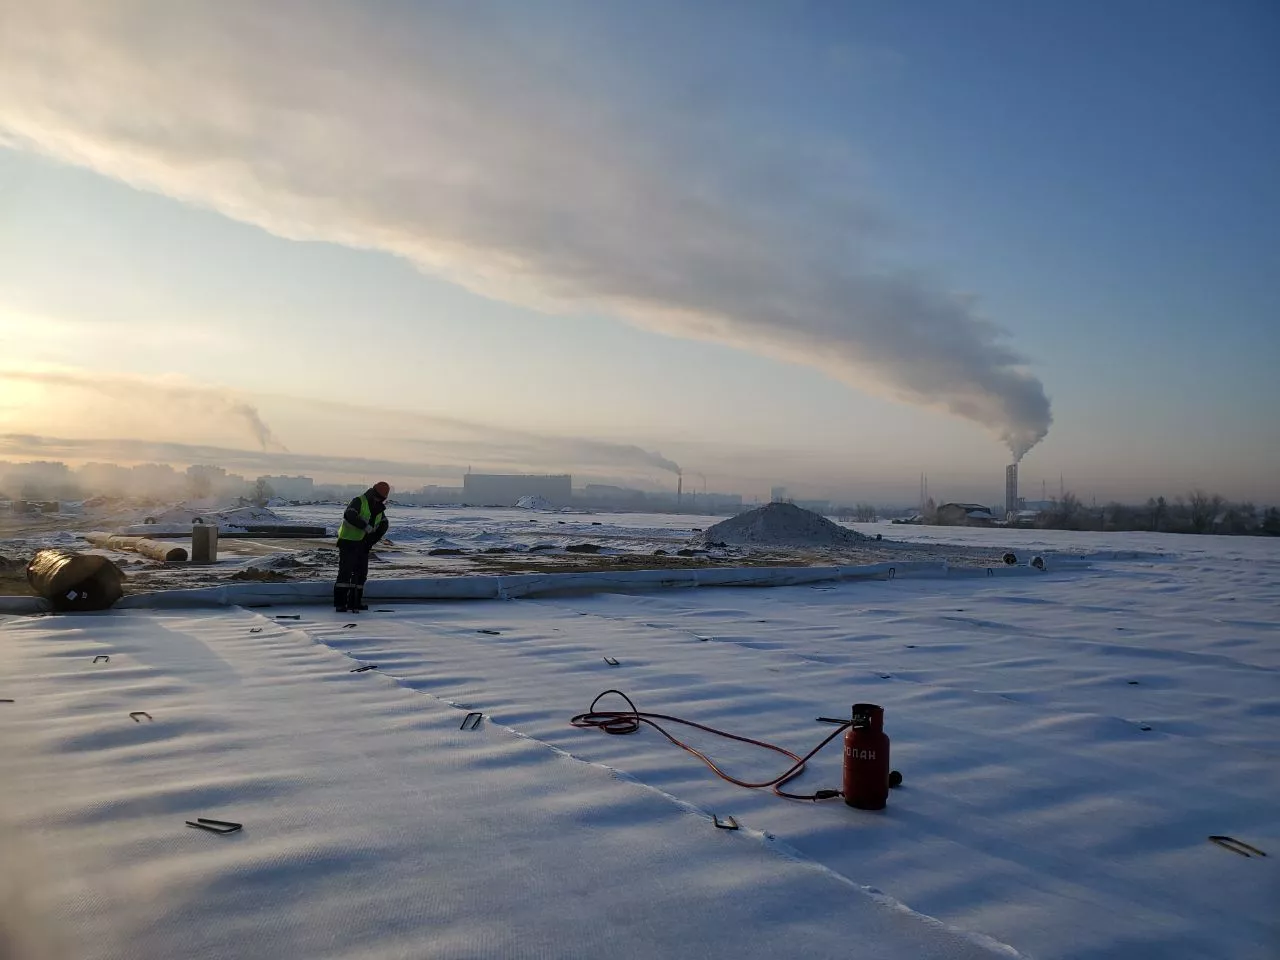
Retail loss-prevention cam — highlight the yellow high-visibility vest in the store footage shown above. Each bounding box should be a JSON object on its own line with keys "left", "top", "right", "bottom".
{"left": 337, "top": 495, "right": 384, "bottom": 541}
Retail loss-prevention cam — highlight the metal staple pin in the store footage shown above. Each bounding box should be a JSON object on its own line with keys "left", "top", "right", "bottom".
{"left": 1209, "top": 835, "right": 1266, "bottom": 858}
{"left": 186, "top": 818, "right": 242, "bottom": 835}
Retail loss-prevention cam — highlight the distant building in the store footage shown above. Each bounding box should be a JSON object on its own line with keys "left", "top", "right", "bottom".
{"left": 0, "top": 460, "right": 75, "bottom": 499}
{"left": 130, "top": 463, "right": 181, "bottom": 496}
{"left": 698, "top": 492, "right": 743, "bottom": 512}
{"left": 463, "top": 473, "right": 572, "bottom": 506}
{"left": 259, "top": 475, "right": 315, "bottom": 500}
{"left": 770, "top": 486, "right": 790, "bottom": 503}
{"left": 577, "top": 484, "right": 648, "bottom": 508}
{"left": 399, "top": 485, "right": 464, "bottom": 505}
{"left": 188, "top": 464, "right": 253, "bottom": 499}
{"left": 76, "top": 462, "right": 133, "bottom": 495}
{"left": 935, "top": 502, "right": 998, "bottom": 526}
{"left": 310, "top": 482, "right": 366, "bottom": 501}
{"left": 580, "top": 483, "right": 639, "bottom": 498}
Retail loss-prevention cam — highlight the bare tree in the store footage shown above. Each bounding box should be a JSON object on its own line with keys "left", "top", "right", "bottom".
{"left": 1105, "top": 502, "right": 1136, "bottom": 530}
{"left": 1187, "top": 489, "right": 1223, "bottom": 534}
{"left": 1147, "top": 496, "right": 1167, "bottom": 532}
{"left": 1264, "top": 507, "right": 1280, "bottom": 536}
{"left": 251, "top": 478, "right": 274, "bottom": 506}
{"left": 1038, "top": 492, "right": 1083, "bottom": 530}
{"left": 1220, "top": 502, "right": 1257, "bottom": 534}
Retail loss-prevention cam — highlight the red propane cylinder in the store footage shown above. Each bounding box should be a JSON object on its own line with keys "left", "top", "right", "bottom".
{"left": 842, "top": 703, "right": 890, "bottom": 810}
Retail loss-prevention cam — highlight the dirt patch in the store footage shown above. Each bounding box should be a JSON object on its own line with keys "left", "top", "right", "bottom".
{"left": 0, "top": 554, "right": 33, "bottom": 596}
{"left": 0, "top": 571, "right": 34, "bottom": 596}
{"left": 230, "top": 567, "right": 293, "bottom": 583}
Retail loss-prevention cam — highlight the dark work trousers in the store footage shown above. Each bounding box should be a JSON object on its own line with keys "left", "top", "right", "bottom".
{"left": 335, "top": 539, "right": 370, "bottom": 610}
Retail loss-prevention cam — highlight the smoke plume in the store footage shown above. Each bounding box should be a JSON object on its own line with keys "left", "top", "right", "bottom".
{"left": 0, "top": 369, "right": 288, "bottom": 452}
{"left": 0, "top": 2, "right": 1051, "bottom": 456}
{"left": 400, "top": 429, "right": 681, "bottom": 478}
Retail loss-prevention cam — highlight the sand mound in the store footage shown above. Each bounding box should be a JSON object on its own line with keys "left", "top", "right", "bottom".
{"left": 698, "top": 502, "right": 870, "bottom": 548}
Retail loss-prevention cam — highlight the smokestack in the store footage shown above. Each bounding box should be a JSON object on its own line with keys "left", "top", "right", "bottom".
{"left": 677, "top": 474, "right": 683, "bottom": 509}
{"left": 1005, "top": 463, "right": 1019, "bottom": 519}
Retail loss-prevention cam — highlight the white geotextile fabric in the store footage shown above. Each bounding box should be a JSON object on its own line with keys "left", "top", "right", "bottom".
{"left": 115, "top": 561, "right": 1056, "bottom": 610}
{"left": 2, "top": 560, "right": 1059, "bottom": 615}
{"left": 260, "top": 568, "right": 1279, "bottom": 959}
{"left": 0, "top": 610, "right": 1012, "bottom": 960}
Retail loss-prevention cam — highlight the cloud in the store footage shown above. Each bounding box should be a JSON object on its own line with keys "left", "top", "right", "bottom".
{"left": 309, "top": 396, "right": 681, "bottom": 475}
{"left": 0, "top": 368, "right": 288, "bottom": 452}
{"left": 0, "top": 369, "right": 683, "bottom": 478}
{"left": 401, "top": 435, "right": 681, "bottom": 477}
{"left": 0, "top": 1, "right": 1051, "bottom": 458}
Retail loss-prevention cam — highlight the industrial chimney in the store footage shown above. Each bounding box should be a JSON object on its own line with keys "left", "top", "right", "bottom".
{"left": 677, "top": 474, "right": 683, "bottom": 510}
{"left": 1005, "top": 463, "right": 1019, "bottom": 519}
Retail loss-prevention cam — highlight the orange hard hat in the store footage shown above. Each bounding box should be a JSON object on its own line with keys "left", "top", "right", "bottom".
{"left": 372, "top": 481, "right": 391, "bottom": 498}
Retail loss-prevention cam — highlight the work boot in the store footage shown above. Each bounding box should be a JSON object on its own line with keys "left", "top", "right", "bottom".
{"left": 334, "top": 584, "right": 349, "bottom": 613}
{"left": 346, "top": 587, "right": 361, "bottom": 613}
{"left": 356, "top": 587, "right": 369, "bottom": 611}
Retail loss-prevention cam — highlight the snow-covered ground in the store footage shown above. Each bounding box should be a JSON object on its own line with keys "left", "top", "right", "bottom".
{"left": 1, "top": 525, "right": 1276, "bottom": 958}
{"left": 4, "top": 505, "right": 1026, "bottom": 597}
{"left": 281, "top": 502, "right": 725, "bottom": 552}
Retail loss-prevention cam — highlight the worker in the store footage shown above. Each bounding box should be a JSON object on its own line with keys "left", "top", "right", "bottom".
{"left": 334, "top": 481, "right": 390, "bottom": 613}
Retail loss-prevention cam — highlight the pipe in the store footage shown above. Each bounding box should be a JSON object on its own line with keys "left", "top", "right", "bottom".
{"left": 85, "top": 533, "right": 189, "bottom": 563}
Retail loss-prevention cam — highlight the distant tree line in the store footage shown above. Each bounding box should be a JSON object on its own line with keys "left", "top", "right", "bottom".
{"left": 1036, "top": 490, "right": 1279, "bottom": 536}
{"left": 833, "top": 503, "right": 880, "bottom": 522}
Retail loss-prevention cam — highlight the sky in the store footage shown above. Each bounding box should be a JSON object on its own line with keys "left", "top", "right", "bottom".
{"left": 0, "top": 0, "right": 1276, "bottom": 505}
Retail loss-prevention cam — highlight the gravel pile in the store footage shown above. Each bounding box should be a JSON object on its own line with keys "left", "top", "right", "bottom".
{"left": 697, "top": 502, "right": 871, "bottom": 548}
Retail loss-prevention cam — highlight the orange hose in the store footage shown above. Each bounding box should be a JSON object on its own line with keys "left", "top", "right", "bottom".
{"left": 570, "top": 689, "right": 848, "bottom": 801}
